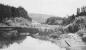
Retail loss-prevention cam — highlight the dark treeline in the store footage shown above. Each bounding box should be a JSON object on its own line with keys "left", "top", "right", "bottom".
{"left": 0, "top": 4, "right": 32, "bottom": 23}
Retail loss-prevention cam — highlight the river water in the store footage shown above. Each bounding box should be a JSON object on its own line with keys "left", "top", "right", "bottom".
{"left": 2, "top": 36, "right": 65, "bottom": 50}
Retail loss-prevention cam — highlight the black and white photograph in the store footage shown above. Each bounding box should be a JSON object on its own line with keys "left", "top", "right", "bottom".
{"left": 0, "top": 0, "right": 86, "bottom": 50}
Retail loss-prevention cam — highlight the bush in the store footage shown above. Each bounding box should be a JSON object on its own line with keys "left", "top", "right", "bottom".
{"left": 46, "top": 17, "right": 63, "bottom": 25}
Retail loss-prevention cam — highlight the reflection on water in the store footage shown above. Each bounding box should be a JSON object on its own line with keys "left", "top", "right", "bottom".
{"left": 2, "top": 37, "right": 65, "bottom": 50}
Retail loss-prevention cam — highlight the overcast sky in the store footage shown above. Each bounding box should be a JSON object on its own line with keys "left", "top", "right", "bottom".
{"left": 0, "top": 0, "right": 86, "bottom": 17}
{"left": 0, "top": 0, "right": 86, "bottom": 50}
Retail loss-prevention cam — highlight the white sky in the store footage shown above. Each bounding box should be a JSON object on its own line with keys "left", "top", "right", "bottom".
{"left": 0, "top": 0, "right": 86, "bottom": 17}
{"left": 0, "top": 0, "right": 86, "bottom": 50}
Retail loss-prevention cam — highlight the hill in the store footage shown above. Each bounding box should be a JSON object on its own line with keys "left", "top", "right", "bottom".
{"left": 29, "top": 13, "right": 56, "bottom": 23}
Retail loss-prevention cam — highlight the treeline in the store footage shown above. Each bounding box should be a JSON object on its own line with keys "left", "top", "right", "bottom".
{"left": 45, "top": 17, "right": 63, "bottom": 25}
{"left": 0, "top": 4, "right": 32, "bottom": 23}
{"left": 45, "top": 6, "right": 86, "bottom": 35}
{"left": 62, "top": 7, "right": 86, "bottom": 33}
{"left": 63, "top": 6, "right": 86, "bottom": 25}
{"left": 46, "top": 6, "right": 86, "bottom": 25}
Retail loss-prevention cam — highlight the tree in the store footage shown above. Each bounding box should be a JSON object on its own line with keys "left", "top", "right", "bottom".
{"left": 17, "top": 7, "right": 32, "bottom": 21}
{"left": 46, "top": 17, "right": 63, "bottom": 25}
{"left": 0, "top": 4, "right": 32, "bottom": 23}
{"left": 62, "top": 14, "right": 75, "bottom": 25}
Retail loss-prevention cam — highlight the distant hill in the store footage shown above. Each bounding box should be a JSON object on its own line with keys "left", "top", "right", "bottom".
{"left": 29, "top": 13, "right": 56, "bottom": 23}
